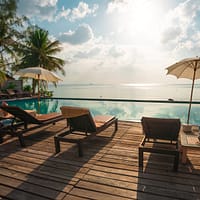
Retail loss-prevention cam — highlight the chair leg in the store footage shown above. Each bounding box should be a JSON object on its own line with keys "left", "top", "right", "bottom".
{"left": 0, "top": 136, "right": 3, "bottom": 144}
{"left": 54, "top": 137, "right": 61, "bottom": 154}
{"left": 138, "top": 147, "right": 144, "bottom": 171}
{"left": 173, "top": 152, "right": 179, "bottom": 172}
{"left": 18, "top": 133, "right": 25, "bottom": 147}
{"left": 77, "top": 141, "right": 83, "bottom": 157}
{"left": 115, "top": 119, "right": 118, "bottom": 132}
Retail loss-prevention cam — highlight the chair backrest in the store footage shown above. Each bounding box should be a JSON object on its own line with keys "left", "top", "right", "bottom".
{"left": 6, "top": 89, "right": 15, "bottom": 95}
{"left": 0, "top": 90, "right": 9, "bottom": 97}
{"left": 60, "top": 106, "right": 97, "bottom": 133}
{"left": 0, "top": 105, "right": 40, "bottom": 125}
{"left": 0, "top": 90, "right": 6, "bottom": 95}
{"left": 141, "top": 117, "right": 181, "bottom": 141}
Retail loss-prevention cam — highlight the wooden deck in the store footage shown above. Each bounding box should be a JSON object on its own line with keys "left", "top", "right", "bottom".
{"left": 0, "top": 120, "right": 200, "bottom": 200}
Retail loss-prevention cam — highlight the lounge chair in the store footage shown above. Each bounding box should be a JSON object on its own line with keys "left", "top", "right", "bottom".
{"left": 0, "top": 118, "right": 13, "bottom": 143}
{"left": 0, "top": 118, "right": 23, "bottom": 143}
{"left": 139, "top": 117, "right": 181, "bottom": 172}
{"left": 14, "top": 89, "right": 32, "bottom": 97}
{"left": 0, "top": 105, "right": 63, "bottom": 147}
{"left": 54, "top": 106, "right": 118, "bottom": 156}
{"left": 6, "top": 89, "right": 16, "bottom": 98}
{"left": 0, "top": 90, "right": 9, "bottom": 99}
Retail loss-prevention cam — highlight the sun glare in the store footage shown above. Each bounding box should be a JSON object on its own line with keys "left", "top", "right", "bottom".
{"left": 116, "top": 1, "right": 163, "bottom": 45}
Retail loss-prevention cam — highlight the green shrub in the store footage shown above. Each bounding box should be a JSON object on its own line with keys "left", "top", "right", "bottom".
{"left": 23, "top": 85, "right": 32, "bottom": 92}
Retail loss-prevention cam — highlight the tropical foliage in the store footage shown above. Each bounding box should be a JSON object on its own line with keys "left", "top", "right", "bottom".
{"left": 0, "top": 59, "right": 7, "bottom": 83}
{"left": 13, "top": 26, "right": 65, "bottom": 94}
{"left": 0, "top": 0, "right": 65, "bottom": 94}
{"left": 0, "top": 70, "right": 7, "bottom": 84}
{"left": 14, "top": 26, "right": 65, "bottom": 74}
{"left": 0, "top": 0, "right": 27, "bottom": 72}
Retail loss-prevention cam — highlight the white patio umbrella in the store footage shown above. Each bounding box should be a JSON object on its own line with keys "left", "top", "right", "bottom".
{"left": 166, "top": 57, "right": 200, "bottom": 124}
{"left": 16, "top": 67, "right": 62, "bottom": 99}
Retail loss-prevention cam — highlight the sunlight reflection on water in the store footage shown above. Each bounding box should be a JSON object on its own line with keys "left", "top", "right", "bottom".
{"left": 49, "top": 83, "right": 200, "bottom": 101}
{"left": 3, "top": 83, "right": 200, "bottom": 125}
{"left": 6, "top": 97, "right": 200, "bottom": 125}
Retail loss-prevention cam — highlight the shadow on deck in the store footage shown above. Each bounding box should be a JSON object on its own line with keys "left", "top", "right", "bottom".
{"left": 0, "top": 120, "right": 200, "bottom": 200}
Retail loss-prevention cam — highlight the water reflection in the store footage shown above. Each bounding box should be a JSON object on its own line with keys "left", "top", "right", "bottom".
{"left": 8, "top": 98, "right": 60, "bottom": 114}
{"left": 5, "top": 98, "right": 200, "bottom": 125}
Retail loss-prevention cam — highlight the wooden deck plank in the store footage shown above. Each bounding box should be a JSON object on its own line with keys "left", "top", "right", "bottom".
{"left": 64, "top": 194, "right": 91, "bottom": 200}
{"left": 0, "top": 167, "right": 73, "bottom": 193}
{"left": 75, "top": 180, "right": 186, "bottom": 200}
{"left": 69, "top": 187, "right": 132, "bottom": 200}
{"left": 0, "top": 184, "right": 49, "bottom": 200}
{"left": 0, "top": 174, "right": 66, "bottom": 200}
{"left": 0, "top": 120, "right": 200, "bottom": 200}
{"left": 81, "top": 173, "right": 199, "bottom": 199}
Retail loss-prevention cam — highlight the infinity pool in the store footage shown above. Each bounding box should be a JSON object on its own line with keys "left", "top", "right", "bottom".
{"left": 3, "top": 97, "right": 200, "bottom": 125}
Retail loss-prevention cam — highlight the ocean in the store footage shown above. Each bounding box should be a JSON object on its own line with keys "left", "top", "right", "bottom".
{"left": 50, "top": 83, "right": 199, "bottom": 100}
{"left": 7, "top": 83, "right": 200, "bottom": 125}
{"left": 48, "top": 83, "right": 200, "bottom": 124}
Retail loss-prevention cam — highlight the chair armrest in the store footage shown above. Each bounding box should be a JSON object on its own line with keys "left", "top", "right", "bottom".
{"left": 139, "top": 136, "right": 146, "bottom": 146}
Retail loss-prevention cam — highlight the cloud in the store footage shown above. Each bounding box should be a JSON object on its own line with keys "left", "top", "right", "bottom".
{"left": 161, "top": 0, "right": 200, "bottom": 45}
{"left": 57, "top": 2, "right": 98, "bottom": 21}
{"left": 70, "top": 2, "right": 98, "bottom": 21}
{"left": 74, "top": 47, "right": 101, "bottom": 59}
{"left": 58, "top": 24, "right": 94, "bottom": 44}
{"left": 59, "top": 40, "right": 169, "bottom": 84}
{"left": 58, "top": 7, "right": 71, "bottom": 19}
{"left": 106, "top": 0, "right": 128, "bottom": 14}
{"left": 17, "top": 1, "right": 98, "bottom": 23}
{"left": 18, "top": 0, "right": 57, "bottom": 21}
{"left": 108, "top": 46, "right": 125, "bottom": 57}
{"left": 161, "top": 27, "right": 182, "bottom": 44}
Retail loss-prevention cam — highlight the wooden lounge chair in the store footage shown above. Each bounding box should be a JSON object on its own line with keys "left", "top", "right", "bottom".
{"left": 54, "top": 106, "right": 118, "bottom": 156}
{"left": 0, "top": 118, "right": 13, "bottom": 143}
{"left": 14, "top": 89, "right": 32, "bottom": 97}
{"left": 0, "top": 118, "right": 23, "bottom": 143}
{"left": 0, "top": 105, "right": 63, "bottom": 147}
{"left": 0, "top": 90, "right": 9, "bottom": 99}
{"left": 6, "top": 89, "right": 17, "bottom": 98}
{"left": 139, "top": 117, "right": 181, "bottom": 172}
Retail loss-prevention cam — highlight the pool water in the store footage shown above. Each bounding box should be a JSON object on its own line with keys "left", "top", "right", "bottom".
{"left": 3, "top": 97, "right": 200, "bottom": 125}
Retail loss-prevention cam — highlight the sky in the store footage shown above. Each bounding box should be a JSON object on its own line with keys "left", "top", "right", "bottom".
{"left": 16, "top": 0, "right": 200, "bottom": 85}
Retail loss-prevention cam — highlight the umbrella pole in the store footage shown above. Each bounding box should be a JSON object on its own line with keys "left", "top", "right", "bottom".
{"left": 38, "top": 74, "right": 40, "bottom": 101}
{"left": 38, "top": 74, "right": 40, "bottom": 113}
{"left": 187, "top": 68, "right": 196, "bottom": 124}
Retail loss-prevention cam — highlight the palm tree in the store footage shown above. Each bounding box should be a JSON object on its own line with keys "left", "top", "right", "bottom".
{"left": 0, "top": 57, "right": 7, "bottom": 87}
{"left": 0, "top": 0, "right": 27, "bottom": 72}
{"left": 0, "top": 70, "right": 7, "bottom": 84}
{"left": 14, "top": 26, "right": 65, "bottom": 94}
